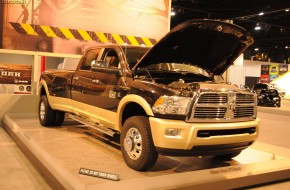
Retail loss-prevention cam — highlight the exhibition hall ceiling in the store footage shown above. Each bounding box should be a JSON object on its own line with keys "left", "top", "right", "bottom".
{"left": 171, "top": 0, "right": 290, "bottom": 61}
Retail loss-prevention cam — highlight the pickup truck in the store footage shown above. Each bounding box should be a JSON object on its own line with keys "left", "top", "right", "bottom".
{"left": 38, "top": 19, "right": 259, "bottom": 171}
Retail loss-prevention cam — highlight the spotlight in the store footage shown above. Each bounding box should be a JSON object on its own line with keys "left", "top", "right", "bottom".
{"left": 170, "top": 8, "right": 176, "bottom": 16}
{"left": 170, "top": 11, "right": 176, "bottom": 16}
{"left": 255, "top": 23, "right": 261, "bottom": 30}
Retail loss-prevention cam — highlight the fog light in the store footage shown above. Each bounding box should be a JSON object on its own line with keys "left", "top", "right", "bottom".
{"left": 165, "top": 129, "right": 181, "bottom": 136}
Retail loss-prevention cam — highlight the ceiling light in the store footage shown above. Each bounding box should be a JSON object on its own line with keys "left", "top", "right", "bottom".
{"left": 286, "top": 9, "right": 289, "bottom": 12}
{"left": 286, "top": 46, "right": 289, "bottom": 49}
{"left": 255, "top": 23, "right": 261, "bottom": 30}
{"left": 254, "top": 48, "right": 259, "bottom": 51}
{"left": 258, "top": 12, "right": 264, "bottom": 16}
{"left": 280, "top": 28, "right": 286, "bottom": 33}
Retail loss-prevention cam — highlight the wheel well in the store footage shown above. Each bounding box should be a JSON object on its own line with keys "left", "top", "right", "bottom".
{"left": 40, "top": 86, "right": 46, "bottom": 96}
{"left": 122, "top": 102, "right": 147, "bottom": 125}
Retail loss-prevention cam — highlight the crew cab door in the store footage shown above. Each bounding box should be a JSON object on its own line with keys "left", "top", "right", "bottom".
{"left": 91, "top": 47, "right": 129, "bottom": 111}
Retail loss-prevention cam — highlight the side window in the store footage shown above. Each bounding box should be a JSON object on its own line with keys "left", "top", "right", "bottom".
{"left": 102, "top": 49, "right": 119, "bottom": 68}
{"left": 80, "top": 48, "right": 101, "bottom": 70}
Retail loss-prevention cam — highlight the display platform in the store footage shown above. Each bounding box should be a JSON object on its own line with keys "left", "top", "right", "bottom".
{"left": 2, "top": 113, "right": 290, "bottom": 190}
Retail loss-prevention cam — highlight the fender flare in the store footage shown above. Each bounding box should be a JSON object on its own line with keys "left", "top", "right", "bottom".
{"left": 38, "top": 80, "right": 54, "bottom": 108}
{"left": 117, "top": 94, "right": 154, "bottom": 128}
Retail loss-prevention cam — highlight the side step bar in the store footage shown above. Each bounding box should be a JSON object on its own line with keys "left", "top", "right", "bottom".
{"left": 68, "top": 114, "right": 118, "bottom": 137}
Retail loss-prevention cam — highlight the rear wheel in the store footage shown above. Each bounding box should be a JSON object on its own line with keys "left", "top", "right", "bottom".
{"left": 53, "top": 111, "right": 65, "bottom": 126}
{"left": 39, "top": 95, "right": 64, "bottom": 126}
{"left": 121, "top": 116, "right": 158, "bottom": 171}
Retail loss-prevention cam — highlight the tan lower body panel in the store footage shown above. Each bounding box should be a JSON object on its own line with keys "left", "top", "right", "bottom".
{"left": 149, "top": 117, "right": 260, "bottom": 150}
{"left": 49, "top": 96, "right": 118, "bottom": 131}
{"left": 49, "top": 96, "right": 74, "bottom": 113}
{"left": 71, "top": 100, "right": 118, "bottom": 131}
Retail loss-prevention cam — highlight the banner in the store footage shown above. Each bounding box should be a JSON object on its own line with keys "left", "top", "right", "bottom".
{"left": 0, "top": 63, "right": 32, "bottom": 94}
{"left": 259, "top": 74, "right": 269, "bottom": 83}
{"left": 2, "top": 0, "right": 170, "bottom": 54}
{"left": 269, "top": 64, "right": 278, "bottom": 82}
{"left": 260, "top": 64, "right": 288, "bottom": 83}
{"left": 261, "top": 65, "right": 269, "bottom": 75}
{"left": 0, "top": 63, "right": 32, "bottom": 85}
{"left": 278, "top": 65, "right": 288, "bottom": 75}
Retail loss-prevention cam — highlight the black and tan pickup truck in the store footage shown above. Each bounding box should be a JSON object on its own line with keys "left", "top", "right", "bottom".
{"left": 38, "top": 19, "right": 259, "bottom": 171}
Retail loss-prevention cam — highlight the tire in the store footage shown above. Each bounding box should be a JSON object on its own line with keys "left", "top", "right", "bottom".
{"left": 53, "top": 111, "right": 65, "bottom": 126}
{"left": 121, "top": 116, "right": 158, "bottom": 171}
{"left": 38, "top": 95, "right": 65, "bottom": 126}
{"left": 214, "top": 151, "right": 241, "bottom": 160}
{"left": 39, "top": 95, "right": 54, "bottom": 126}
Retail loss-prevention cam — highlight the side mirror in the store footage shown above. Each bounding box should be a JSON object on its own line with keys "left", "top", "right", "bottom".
{"left": 91, "top": 60, "right": 109, "bottom": 69}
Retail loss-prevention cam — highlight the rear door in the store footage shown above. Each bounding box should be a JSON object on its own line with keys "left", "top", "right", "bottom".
{"left": 71, "top": 48, "right": 102, "bottom": 113}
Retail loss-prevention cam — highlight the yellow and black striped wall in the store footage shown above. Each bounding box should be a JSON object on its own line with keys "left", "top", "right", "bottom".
{"left": 9, "top": 22, "right": 158, "bottom": 47}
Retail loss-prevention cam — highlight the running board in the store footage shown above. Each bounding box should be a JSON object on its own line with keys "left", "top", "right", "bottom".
{"left": 68, "top": 114, "right": 117, "bottom": 137}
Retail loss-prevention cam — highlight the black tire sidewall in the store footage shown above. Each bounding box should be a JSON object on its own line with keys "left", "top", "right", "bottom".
{"left": 121, "top": 116, "right": 158, "bottom": 171}
{"left": 53, "top": 111, "right": 65, "bottom": 126}
{"left": 38, "top": 95, "right": 54, "bottom": 126}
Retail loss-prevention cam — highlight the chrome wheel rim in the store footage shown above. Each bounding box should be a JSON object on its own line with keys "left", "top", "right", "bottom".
{"left": 39, "top": 102, "right": 45, "bottom": 120}
{"left": 124, "top": 127, "right": 142, "bottom": 160}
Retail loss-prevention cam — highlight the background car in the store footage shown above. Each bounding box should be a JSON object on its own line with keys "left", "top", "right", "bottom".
{"left": 252, "top": 83, "right": 269, "bottom": 94}
{"left": 252, "top": 83, "right": 286, "bottom": 97}
{"left": 257, "top": 89, "right": 281, "bottom": 107}
{"left": 269, "top": 83, "right": 286, "bottom": 97}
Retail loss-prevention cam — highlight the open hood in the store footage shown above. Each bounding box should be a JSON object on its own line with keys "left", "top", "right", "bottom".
{"left": 133, "top": 19, "right": 253, "bottom": 76}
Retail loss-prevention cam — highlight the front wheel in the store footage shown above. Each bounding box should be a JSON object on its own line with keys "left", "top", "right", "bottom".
{"left": 121, "top": 116, "right": 158, "bottom": 171}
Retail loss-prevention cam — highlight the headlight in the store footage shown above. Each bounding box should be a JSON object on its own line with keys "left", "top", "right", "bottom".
{"left": 273, "top": 97, "right": 280, "bottom": 101}
{"left": 152, "top": 96, "right": 191, "bottom": 115}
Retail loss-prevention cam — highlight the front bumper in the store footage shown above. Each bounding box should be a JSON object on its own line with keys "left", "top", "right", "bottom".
{"left": 149, "top": 117, "right": 260, "bottom": 156}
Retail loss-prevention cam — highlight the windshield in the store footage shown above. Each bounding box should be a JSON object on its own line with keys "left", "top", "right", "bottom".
{"left": 122, "top": 47, "right": 149, "bottom": 69}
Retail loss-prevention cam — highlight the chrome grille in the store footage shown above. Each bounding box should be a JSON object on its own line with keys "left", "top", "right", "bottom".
{"left": 194, "top": 107, "right": 226, "bottom": 118}
{"left": 236, "top": 94, "right": 254, "bottom": 104}
{"left": 234, "top": 107, "right": 254, "bottom": 118}
{"left": 197, "top": 93, "right": 227, "bottom": 104}
{"left": 188, "top": 91, "right": 256, "bottom": 122}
